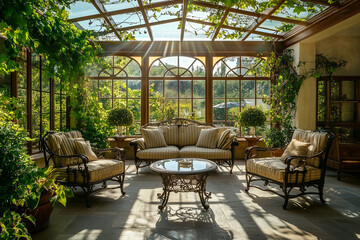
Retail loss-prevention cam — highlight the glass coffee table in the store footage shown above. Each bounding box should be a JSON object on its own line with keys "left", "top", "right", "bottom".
{"left": 150, "top": 158, "right": 217, "bottom": 211}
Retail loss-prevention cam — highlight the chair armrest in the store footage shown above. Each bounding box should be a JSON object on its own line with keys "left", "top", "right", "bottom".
{"left": 284, "top": 151, "right": 325, "bottom": 167}
{"left": 245, "top": 146, "right": 285, "bottom": 160}
{"left": 54, "top": 153, "right": 89, "bottom": 165}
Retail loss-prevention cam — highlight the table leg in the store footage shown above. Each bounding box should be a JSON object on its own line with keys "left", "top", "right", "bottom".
{"left": 158, "top": 174, "right": 171, "bottom": 211}
{"left": 198, "top": 174, "right": 211, "bottom": 210}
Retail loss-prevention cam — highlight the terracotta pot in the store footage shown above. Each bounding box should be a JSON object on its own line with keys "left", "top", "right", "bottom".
{"left": 23, "top": 191, "right": 54, "bottom": 233}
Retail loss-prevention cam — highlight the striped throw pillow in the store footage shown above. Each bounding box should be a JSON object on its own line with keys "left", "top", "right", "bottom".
{"left": 196, "top": 128, "right": 221, "bottom": 149}
{"left": 141, "top": 128, "right": 168, "bottom": 149}
{"left": 74, "top": 140, "right": 98, "bottom": 161}
{"left": 217, "top": 129, "right": 231, "bottom": 148}
{"left": 221, "top": 133, "right": 236, "bottom": 150}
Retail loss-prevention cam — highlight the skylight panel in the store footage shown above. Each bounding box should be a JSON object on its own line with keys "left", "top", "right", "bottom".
{"left": 183, "top": 22, "right": 211, "bottom": 40}
{"left": 67, "top": 1, "right": 98, "bottom": 19}
{"left": 112, "top": 12, "right": 145, "bottom": 29}
{"left": 244, "top": 34, "right": 263, "bottom": 41}
{"left": 274, "top": 2, "right": 327, "bottom": 21}
{"left": 187, "top": 7, "right": 223, "bottom": 23}
{"left": 132, "top": 27, "right": 152, "bottom": 41}
{"left": 216, "top": 29, "right": 243, "bottom": 41}
{"left": 147, "top": 5, "right": 181, "bottom": 23}
{"left": 151, "top": 22, "right": 181, "bottom": 40}
{"left": 77, "top": 19, "right": 106, "bottom": 32}
{"left": 103, "top": 0, "right": 139, "bottom": 11}
{"left": 225, "top": 13, "right": 256, "bottom": 29}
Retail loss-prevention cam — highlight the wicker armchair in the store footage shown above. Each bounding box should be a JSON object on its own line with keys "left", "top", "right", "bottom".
{"left": 244, "top": 129, "right": 334, "bottom": 209}
{"left": 41, "top": 131, "right": 126, "bottom": 207}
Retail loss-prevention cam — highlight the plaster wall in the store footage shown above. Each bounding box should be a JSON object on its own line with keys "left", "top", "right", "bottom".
{"left": 289, "top": 19, "right": 360, "bottom": 131}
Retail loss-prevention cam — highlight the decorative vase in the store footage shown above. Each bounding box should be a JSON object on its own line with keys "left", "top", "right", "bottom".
{"left": 244, "top": 136, "right": 260, "bottom": 147}
{"left": 117, "top": 126, "right": 123, "bottom": 136}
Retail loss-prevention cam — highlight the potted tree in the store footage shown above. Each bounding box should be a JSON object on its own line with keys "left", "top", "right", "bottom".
{"left": 238, "top": 106, "right": 266, "bottom": 147}
{"left": 0, "top": 96, "right": 72, "bottom": 238}
{"left": 107, "top": 107, "right": 134, "bottom": 137}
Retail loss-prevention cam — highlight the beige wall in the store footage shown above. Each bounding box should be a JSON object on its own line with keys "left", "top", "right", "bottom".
{"left": 288, "top": 15, "right": 360, "bottom": 131}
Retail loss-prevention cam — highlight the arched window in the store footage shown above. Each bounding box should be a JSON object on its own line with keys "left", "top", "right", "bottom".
{"left": 149, "top": 56, "right": 206, "bottom": 121}
{"left": 89, "top": 56, "right": 141, "bottom": 134}
{"left": 212, "top": 56, "right": 270, "bottom": 135}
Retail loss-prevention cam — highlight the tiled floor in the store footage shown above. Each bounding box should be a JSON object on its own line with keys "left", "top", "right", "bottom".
{"left": 32, "top": 161, "right": 360, "bottom": 240}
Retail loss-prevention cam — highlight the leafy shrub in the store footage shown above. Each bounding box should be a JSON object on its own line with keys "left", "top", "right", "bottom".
{"left": 108, "top": 108, "right": 134, "bottom": 127}
{"left": 238, "top": 107, "right": 266, "bottom": 128}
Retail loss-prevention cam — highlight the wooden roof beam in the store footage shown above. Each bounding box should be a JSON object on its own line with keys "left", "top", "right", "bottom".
{"left": 70, "top": 0, "right": 182, "bottom": 22}
{"left": 90, "top": 0, "right": 122, "bottom": 41}
{"left": 137, "top": 0, "right": 154, "bottom": 41}
{"left": 212, "top": 8, "right": 230, "bottom": 41}
{"left": 192, "top": 0, "right": 307, "bottom": 26}
{"left": 242, "top": 0, "right": 286, "bottom": 41}
{"left": 180, "top": 0, "right": 189, "bottom": 41}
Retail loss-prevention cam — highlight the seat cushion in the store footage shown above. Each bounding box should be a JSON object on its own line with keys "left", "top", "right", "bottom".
{"left": 246, "top": 157, "right": 322, "bottom": 184}
{"left": 74, "top": 140, "right": 98, "bottom": 161}
{"left": 179, "top": 146, "right": 231, "bottom": 160}
{"left": 137, "top": 146, "right": 179, "bottom": 159}
{"left": 55, "top": 159, "right": 125, "bottom": 184}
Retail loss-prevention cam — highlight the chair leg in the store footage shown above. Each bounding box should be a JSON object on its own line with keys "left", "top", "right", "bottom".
{"left": 120, "top": 173, "right": 126, "bottom": 195}
{"left": 230, "top": 159, "right": 234, "bottom": 174}
{"left": 82, "top": 186, "right": 92, "bottom": 208}
{"left": 282, "top": 186, "right": 289, "bottom": 210}
{"left": 245, "top": 173, "right": 250, "bottom": 193}
{"left": 319, "top": 185, "right": 326, "bottom": 204}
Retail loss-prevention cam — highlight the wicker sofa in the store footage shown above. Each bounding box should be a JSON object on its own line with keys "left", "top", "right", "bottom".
{"left": 244, "top": 129, "right": 334, "bottom": 209}
{"left": 130, "top": 118, "right": 239, "bottom": 173}
{"left": 41, "top": 130, "right": 126, "bottom": 207}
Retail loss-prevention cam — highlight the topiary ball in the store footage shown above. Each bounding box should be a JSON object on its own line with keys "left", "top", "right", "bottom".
{"left": 239, "top": 107, "right": 266, "bottom": 128}
{"left": 107, "top": 108, "right": 134, "bottom": 127}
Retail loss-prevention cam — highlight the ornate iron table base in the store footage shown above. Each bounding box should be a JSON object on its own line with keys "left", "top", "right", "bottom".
{"left": 157, "top": 173, "right": 211, "bottom": 211}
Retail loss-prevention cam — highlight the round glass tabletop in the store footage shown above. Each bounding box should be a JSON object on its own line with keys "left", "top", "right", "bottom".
{"left": 150, "top": 158, "right": 217, "bottom": 175}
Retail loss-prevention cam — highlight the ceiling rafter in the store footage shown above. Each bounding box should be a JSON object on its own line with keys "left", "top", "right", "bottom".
{"left": 137, "top": 0, "right": 154, "bottom": 41}
{"left": 98, "top": 18, "right": 181, "bottom": 34}
{"left": 192, "top": 0, "right": 307, "bottom": 26}
{"left": 180, "top": 0, "right": 189, "bottom": 41}
{"left": 212, "top": 8, "right": 230, "bottom": 41}
{"left": 187, "top": 18, "right": 283, "bottom": 39}
{"left": 69, "top": 0, "right": 182, "bottom": 22}
{"left": 90, "top": 0, "right": 122, "bottom": 41}
{"left": 242, "top": 0, "right": 286, "bottom": 41}
{"left": 301, "top": 0, "right": 341, "bottom": 8}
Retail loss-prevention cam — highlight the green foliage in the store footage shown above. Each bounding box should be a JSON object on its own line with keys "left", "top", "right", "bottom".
{"left": 0, "top": 94, "right": 72, "bottom": 239}
{"left": 108, "top": 107, "right": 134, "bottom": 127}
{"left": 264, "top": 122, "right": 293, "bottom": 147}
{"left": 313, "top": 54, "right": 347, "bottom": 78}
{"left": 238, "top": 106, "right": 266, "bottom": 128}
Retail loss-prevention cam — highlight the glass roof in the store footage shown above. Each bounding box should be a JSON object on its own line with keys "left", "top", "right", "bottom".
{"left": 66, "top": 0, "right": 340, "bottom": 42}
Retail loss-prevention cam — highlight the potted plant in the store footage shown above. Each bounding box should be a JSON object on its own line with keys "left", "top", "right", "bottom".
{"left": 107, "top": 107, "right": 134, "bottom": 136}
{"left": 238, "top": 106, "right": 266, "bottom": 146}
{"left": 0, "top": 96, "right": 72, "bottom": 238}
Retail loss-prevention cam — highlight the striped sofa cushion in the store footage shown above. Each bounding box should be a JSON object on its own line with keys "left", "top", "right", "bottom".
{"left": 141, "top": 128, "right": 167, "bottom": 149}
{"left": 178, "top": 125, "right": 212, "bottom": 147}
{"left": 55, "top": 159, "right": 124, "bottom": 183}
{"left": 137, "top": 146, "right": 179, "bottom": 159}
{"left": 220, "top": 133, "right": 236, "bottom": 150}
{"left": 196, "top": 128, "right": 222, "bottom": 149}
{"left": 160, "top": 125, "right": 179, "bottom": 146}
{"left": 179, "top": 146, "right": 231, "bottom": 160}
{"left": 246, "top": 157, "right": 321, "bottom": 184}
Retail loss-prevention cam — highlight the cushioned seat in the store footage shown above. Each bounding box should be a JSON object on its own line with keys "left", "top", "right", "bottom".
{"left": 55, "top": 159, "right": 125, "bottom": 183}
{"left": 179, "top": 146, "right": 231, "bottom": 159}
{"left": 246, "top": 157, "right": 321, "bottom": 184}
{"left": 136, "top": 146, "right": 179, "bottom": 159}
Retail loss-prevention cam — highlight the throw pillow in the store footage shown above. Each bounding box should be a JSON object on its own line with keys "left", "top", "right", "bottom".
{"left": 74, "top": 140, "right": 98, "bottom": 161}
{"left": 217, "top": 129, "right": 231, "bottom": 148}
{"left": 141, "top": 128, "right": 168, "bottom": 149}
{"left": 280, "top": 139, "right": 311, "bottom": 165}
{"left": 196, "top": 128, "right": 221, "bottom": 149}
{"left": 220, "top": 133, "right": 237, "bottom": 150}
